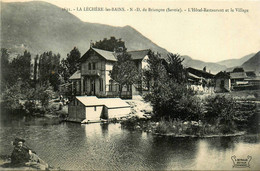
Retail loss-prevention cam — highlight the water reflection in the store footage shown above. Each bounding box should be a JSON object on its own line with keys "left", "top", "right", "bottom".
{"left": 1, "top": 114, "right": 260, "bottom": 170}
{"left": 100, "top": 123, "right": 108, "bottom": 136}
{"left": 144, "top": 136, "right": 199, "bottom": 170}
{"left": 206, "top": 137, "right": 236, "bottom": 151}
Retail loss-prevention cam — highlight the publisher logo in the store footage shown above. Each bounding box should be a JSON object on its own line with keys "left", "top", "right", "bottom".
{"left": 231, "top": 155, "right": 252, "bottom": 168}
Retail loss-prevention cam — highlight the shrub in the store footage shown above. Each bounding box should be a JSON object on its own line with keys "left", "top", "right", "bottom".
{"left": 233, "top": 101, "right": 258, "bottom": 132}
{"left": 204, "top": 95, "right": 258, "bottom": 133}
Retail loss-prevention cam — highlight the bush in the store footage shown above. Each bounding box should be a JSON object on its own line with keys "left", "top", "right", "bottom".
{"left": 233, "top": 101, "right": 258, "bottom": 132}
{"left": 120, "top": 116, "right": 139, "bottom": 129}
{"left": 204, "top": 95, "right": 237, "bottom": 133}
{"left": 204, "top": 95, "right": 258, "bottom": 134}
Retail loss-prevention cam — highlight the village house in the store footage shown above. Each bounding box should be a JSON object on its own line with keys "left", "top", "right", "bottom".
{"left": 229, "top": 67, "right": 247, "bottom": 87}
{"left": 214, "top": 71, "right": 231, "bottom": 92}
{"left": 186, "top": 67, "right": 215, "bottom": 93}
{"left": 69, "top": 47, "right": 150, "bottom": 99}
{"left": 215, "top": 67, "right": 260, "bottom": 92}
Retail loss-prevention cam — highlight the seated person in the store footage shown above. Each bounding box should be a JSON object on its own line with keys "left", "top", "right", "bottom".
{"left": 11, "top": 138, "right": 30, "bottom": 166}
{"left": 11, "top": 138, "right": 48, "bottom": 169}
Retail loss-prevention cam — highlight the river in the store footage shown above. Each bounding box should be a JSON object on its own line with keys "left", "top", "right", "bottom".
{"left": 0, "top": 114, "right": 260, "bottom": 170}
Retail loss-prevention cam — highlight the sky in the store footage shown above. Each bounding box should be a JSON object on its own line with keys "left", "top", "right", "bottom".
{"left": 2, "top": 0, "right": 260, "bottom": 62}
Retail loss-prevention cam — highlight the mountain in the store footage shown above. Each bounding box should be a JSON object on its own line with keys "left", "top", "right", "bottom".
{"left": 217, "top": 53, "right": 255, "bottom": 68}
{"left": 1, "top": 1, "right": 253, "bottom": 74}
{"left": 181, "top": 55, "right": 227, "bottom": 74}
{"left": 241, "top": 51, "right": 260, "bottom": 71}
{"left": 1, "top": 1, "right": 169, "bottom": 59}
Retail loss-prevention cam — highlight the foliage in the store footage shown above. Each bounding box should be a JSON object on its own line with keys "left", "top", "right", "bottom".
{"left": 163, "top": 53, "right": 187, "bottom": 84}
{"left": 204, "top": 95, "right": 237, "bottom": 125}
{"left": 33, "top": 55, "right": 39, "bottom": 85}
{"left": 1, "top": 81, "right": 24, "bottom": 111}
{"left": 92, "top": 37, "right": 127, "bottom": 52}
{"left": 144, "top": 51, "right": 200, "bottom": 120}
{"left": 1, "top": 48, "right": 10, "bottom": 91}
{"left": 233, "top": 101, "right": 258, "bottom": 132}
{"left": 204, "top": 95, "right": 244, "bottom": 133}
{"left": 38, "top": 51, "right": 61, "bottom": 91}
{"left": 110, "top": 52, "right": 141, "bottom": 93}
{"left": 1, "top": 79, "right": 52, "bottom": 114}
{"left": 59, "top": 47, "right": 81, "bottom": 83}
{"left": 5, "top": 50, "right": 32, "bottom": 86}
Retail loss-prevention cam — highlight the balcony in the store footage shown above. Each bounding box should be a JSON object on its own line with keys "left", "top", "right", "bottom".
{"left": 82, "top": 70, "right": 101, "bottom": 76}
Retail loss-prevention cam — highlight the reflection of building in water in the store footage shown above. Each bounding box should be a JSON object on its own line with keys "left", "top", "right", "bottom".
{"left": 100, "top": 123, "right": 108, "bottom": 136}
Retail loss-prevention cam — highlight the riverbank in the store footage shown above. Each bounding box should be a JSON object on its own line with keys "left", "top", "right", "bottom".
{"left": 120, "top": 95, "right": 259, "bottom": 137}
{"left": 120, "top": 116, "right": 250, "bottom": 138}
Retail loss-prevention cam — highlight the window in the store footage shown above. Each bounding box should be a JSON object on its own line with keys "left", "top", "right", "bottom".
{"left": 88, "top": 63, "right": 91, "bottom": 70}
{"left": 99, "top": 78, "right": 103, "bottom": 91}
{"left": 91, "top": 80, "right": 94, "bottom": 91}
{"left": 92, "top": 63, "right": 96, "bottom": 70}
{"left": 127, "top": 85, "right": 131, "bottom": 91}
{"left": 94, "top": 106, "right": 96, "bottom": 111}
{"left": 109, "top": 80, "right": 113, "bottom": 91}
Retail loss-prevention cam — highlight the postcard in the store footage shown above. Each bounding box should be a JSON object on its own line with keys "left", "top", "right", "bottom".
{"left": 0, "top": 0, "right": 259, "bottom": 170}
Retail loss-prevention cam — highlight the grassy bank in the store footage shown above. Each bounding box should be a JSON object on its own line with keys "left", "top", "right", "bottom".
{"left": 121, "top": 94, "right": 259, "bottom": 137}
{"left": 120, "top": 116, "right": 251, "bottom": 137}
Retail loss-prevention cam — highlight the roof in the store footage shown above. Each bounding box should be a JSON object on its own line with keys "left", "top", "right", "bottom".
{"left": 128, "top": 49, "right": 150, "bottom": 60}
{"left": 232, "top": 67, "right": 244, "bottom": 72}
{"left": 79, "top": 47, "right": 149, "bottom": 63}
{"left": 245, "top": 71, "right": 256, "bottom": 77}
{"left": 244, "top": 76, "right": 260, "bottom": 81}
{"left": 91, "top": 48, "right": 117, "bottom": 61}
{"left": 186, "top": 67, "right": 214, "bottom": 79}
{"left": 230, "top": 72, "right": 247, "bottom": 79}
{"left": 215, "top": 71, "right": 230, "bottom": 79}
{"left": 76, "top": 96, "right": 102, "bottom": 106}
{"left": 188, "top": 72, "right": 201, "bottom": 80}
{"left": 76, "top": 96, "right": 130, "bottom": 108}
{"left": 69, "top": 70, "right": 81, "bottom": 80}
{"left": 99, "top": 98, "right": 130, "bottom": 108}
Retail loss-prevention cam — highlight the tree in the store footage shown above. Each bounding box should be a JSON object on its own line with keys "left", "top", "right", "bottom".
{"left": 66, "top": 47, "right": 81, "bottom": 75}
{"left": 205, "top": 95, "right": 239, "bottom": 133}
{"left": 33, "top": 55, "right": 39, "bottom": 85}
{"left": 144, "top": 51, "right": 200, "bottom": 120}
{"left": 38, "top": 51, "right": 61, "bottom": 91}
{"left": 163, "top": 53, "right": 187, "bottom": 84}
{"left": 92, "top": 37, "right": 127, "bottom": 52}
{"left": 110, "top": 52, "right": 141, "bottom": 97}
{"left": 59, "top": 47, "right": 81, "bottom": 83}
{"left": 1, "top": 48, "right": 10, "bottom": 90}
{"left": 1, "top": 81, "right": 24, "bottom": 111}
{"left": 7, "top": 50, "right": 32, "bottom": 85}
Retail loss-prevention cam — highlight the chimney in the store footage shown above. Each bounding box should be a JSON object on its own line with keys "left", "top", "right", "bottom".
{"left": 203, "top": 66, "right": 206, "bottom": 72}
{"left": 90, "top": 40, "right": 93, "bottom": 48}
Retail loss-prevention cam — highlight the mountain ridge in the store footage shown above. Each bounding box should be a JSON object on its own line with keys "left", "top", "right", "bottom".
{"left": 217, "top": 53, "right": 255, "bottom": 68}
{"left": 1, "top": 1, "right": 258, "bottom": 74}
{"left": 241, "top": 51, "right": 260, "bottom": 71}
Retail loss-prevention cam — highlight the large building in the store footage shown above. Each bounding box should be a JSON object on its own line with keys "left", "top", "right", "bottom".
{"left": 69, "top": 47, "right": 149, "bottom": 98}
